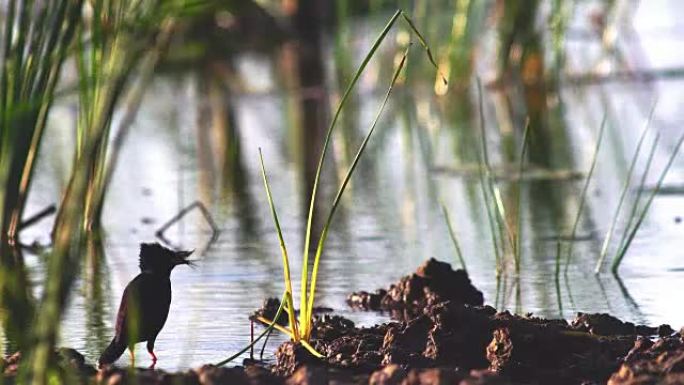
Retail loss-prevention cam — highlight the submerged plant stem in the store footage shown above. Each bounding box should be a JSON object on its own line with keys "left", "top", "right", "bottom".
{"left": 476, "top": 80, "right": 515, "bottom": 274}
{"left": 215, "top": 291, "right": 289, "bottom": 366}
{"left": 514, "top": 119, "right": 530, "bottom": 273}
{"left": 258, "top": 149, "right": 299, "bottom": 340}
{"left": 615, "top": 133, "right": 660, "bottom": 257}
{"left": 441, "top": 203, "right": 467, "bottom": 272}
{"left": 595, "top": 104, "right": 656, "bottom": 274}
{"left": 563, "top": 115, "right": 607, "bottom": 275}
{"left": 611, "top": 132, "right": 684, "bottom": 273}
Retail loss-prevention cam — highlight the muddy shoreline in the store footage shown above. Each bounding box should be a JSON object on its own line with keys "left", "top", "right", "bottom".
{"left": 3, "top": 259, "right": 682, "bottom": 384}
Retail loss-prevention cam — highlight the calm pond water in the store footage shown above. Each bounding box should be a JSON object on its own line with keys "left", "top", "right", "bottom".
{"left": 11, "top": 1, "right": 684, "bottom": 370}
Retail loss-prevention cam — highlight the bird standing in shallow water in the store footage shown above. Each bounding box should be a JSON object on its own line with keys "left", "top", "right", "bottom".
{"left": 98, "top": 243, "right": 193, "bottom": 368}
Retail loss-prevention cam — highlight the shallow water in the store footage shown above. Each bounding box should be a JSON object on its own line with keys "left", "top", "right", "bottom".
{"left": 11, "top": 1, "right": 684, "bottom": 370}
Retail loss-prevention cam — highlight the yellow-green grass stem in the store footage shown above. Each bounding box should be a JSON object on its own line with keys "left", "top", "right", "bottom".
{"left": 215, "top": 291, "right": 289, "bottom": 366}
{"left": 304, "top": 46, "right": 411, "bottom": 339}
{"left": 298, "top": 10, "right": 403, "bottom": 334}
{"left": 298, "top": 10, "right": 444, "bottom": 337}
{"left": 258, "top": 149, "right": 299, "bottom": 340}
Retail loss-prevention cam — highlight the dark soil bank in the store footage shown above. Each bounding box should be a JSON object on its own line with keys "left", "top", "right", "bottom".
{"left": 3, "top": 259, "right": 682, "bottom": 384}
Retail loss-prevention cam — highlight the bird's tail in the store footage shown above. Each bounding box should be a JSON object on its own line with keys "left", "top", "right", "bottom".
{"left": 98, "top": 338, "right": 126, "bottom": 367}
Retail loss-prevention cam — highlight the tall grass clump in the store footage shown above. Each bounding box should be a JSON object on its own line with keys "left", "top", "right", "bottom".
{"left": 0, "top": 0, "right": 84, "bottom": 355}
{"left": 590, "top": 104, "right": 684, "bottom": 274}
{"left": 0, "top": 1, "right": 83, "bottom": 244}
{"left": 55, "top": 0, "right": 207, "bottom": 233}
{"left": 0, "top": 2, "right": 210, "bottom": 383}
{"left": 218, "top": 10, "right": 444, "bottom": 360}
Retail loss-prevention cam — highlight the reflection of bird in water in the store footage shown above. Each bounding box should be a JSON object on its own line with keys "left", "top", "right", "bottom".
{"left": 98, "top": 243, "right": 193, "bottom": 368}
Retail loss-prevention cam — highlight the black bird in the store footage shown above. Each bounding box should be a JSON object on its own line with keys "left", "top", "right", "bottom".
{"left": 98, "top": 243, "right": 193, "bottom": 368}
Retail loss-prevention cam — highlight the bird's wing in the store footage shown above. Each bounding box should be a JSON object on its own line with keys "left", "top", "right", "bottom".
{"left": 113, "top": 274, "right": 144, "bottom": 344}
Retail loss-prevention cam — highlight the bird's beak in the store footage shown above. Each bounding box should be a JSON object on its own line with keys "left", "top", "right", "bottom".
{"left": 173, "top": 249, "right": 195, "bottom": 266}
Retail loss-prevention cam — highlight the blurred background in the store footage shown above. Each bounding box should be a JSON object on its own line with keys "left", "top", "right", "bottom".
{"left": 3, "top": 0, "right": 684, "bottom": 372}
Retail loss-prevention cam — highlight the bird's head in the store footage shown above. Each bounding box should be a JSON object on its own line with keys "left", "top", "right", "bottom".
{"left": 139, "top": 243, "right": 195, "bottom": 274}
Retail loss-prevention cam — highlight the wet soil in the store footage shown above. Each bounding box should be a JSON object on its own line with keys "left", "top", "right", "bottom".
{"left": 3, "top": 259, "right": 682, "bottom": 384}
{"left": 346, "top": 258, "right": 484, "bottom": 320}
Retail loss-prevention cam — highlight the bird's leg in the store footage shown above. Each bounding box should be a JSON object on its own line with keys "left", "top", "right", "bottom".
{"left": 129, "top": 347, "right": 135, "bottom": 367}
{"left": 147, "top": 340, "right": 157, "bottom": 369}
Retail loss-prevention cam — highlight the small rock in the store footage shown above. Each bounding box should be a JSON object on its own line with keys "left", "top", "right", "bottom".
{"left": 274, "top": 341, "right": 321, "bottom": 377}
{"left": 107, "top": 372, "right": 125, "bottom": 385}
{"left": 286, "top": 365, "right": 328, "bottom": 385}
{"left": 368, "top": 364, "right": 407, "bottom": 385}
{"left": 244, "top": 364, "right": 283, "bottom": 385}
{"left": 251, "top": 297, "right": 289, "bottom": 326}
{"left": 403, "top": 367, "right": 464, "bottom": 385}
{"left": 459, "top": 369, "right": 511, "bottom": 385}
{"left": 195, "top": 364, "right": 249, "bottom": 385}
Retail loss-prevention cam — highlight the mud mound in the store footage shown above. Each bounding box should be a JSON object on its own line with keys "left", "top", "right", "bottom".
{"left": 347, "top": 258, "right": 484, "bottom": 317}
{"left": 608, "top": 334, "right": 684, "bottom": 385}
{"left": 273, "top": 300, "right": 667, "bottom": 384}
{"left": 570, "top": 312, "right": 674, "bottom": 337}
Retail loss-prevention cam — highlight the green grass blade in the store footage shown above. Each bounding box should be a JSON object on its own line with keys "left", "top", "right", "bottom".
{"left": 300, "top": 339, "right": 325, "bottom": 358}
{"left": 476, "top": 80, "right": 515, "bottom": 270}
{"left": 514, "top": 119, "right": 530, "bottom": 272}
{"left": 562, "top": 114, "right": 606, "bottom": 274}
{"left": 615, "top": 133, "right": 660, "bottom": 257}
{"left": 299, "top": 9, "right": 403, "bottom": 332}
{"left": 554, "top": 239, "right": 563, "bottom": 282}
{"left": 215, "top": 291, "right": 289, "bottom": 366}
{"left": 441, "top": 202, "right": 467, "bottom": 272}
{"left": 594, "top": 104, "right": 656, "bottom": 274}
{"left": 611, "top": 132, "right": 684, "bottom": 273}
{"left": 305, "top": 46, "right": 410, "bottom": 331}
{"left": 474, "top": 83, "right": 503, "bottom": 274}
{"left": 399, "top": 11, "right": 447, "bottom": 85}
{"left": 258, "top": 149, "right": 299, "bottom": 339}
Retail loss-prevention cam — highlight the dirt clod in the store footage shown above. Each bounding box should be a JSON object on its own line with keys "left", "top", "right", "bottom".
{"left": 285, "top": 365, "right": 328, "bottom": 385}
{"left": 571, "top": 312, "right": 674, "bottom": 337}
{"left": 608, "top": 334, "right": 684, "bottom": 385}
{"left": 347, "top": 258, "right": 483, "bottom": 318}
{"left": 251, "top": 297, "right": 289, "bottom": 326}
{"left": 368, "top": 364, "right": 407, "bottom": 385}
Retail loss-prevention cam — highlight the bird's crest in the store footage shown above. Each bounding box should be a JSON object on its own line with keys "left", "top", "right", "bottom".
{"left": 139, "top": 243, "right": 169, "bottom": 271}
{"left": 139, "top": 242, "right": 193, "bottom": 272}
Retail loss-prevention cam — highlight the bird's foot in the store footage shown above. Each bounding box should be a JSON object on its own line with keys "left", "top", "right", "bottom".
{"left": 148, "top": 351, "right": 158, "bottom": 369}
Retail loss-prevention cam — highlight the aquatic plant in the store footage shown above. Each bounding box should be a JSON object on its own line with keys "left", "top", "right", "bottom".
{"left": 610, "top": 132, "right": 684, "bottom": 273}
{"left": 559, "top": 115, "right": 607, "bottom": 277}
{"left": 441, "top": 203, "right": 467, "bottom": 272}
{"left": 0, "top": 0, "right": 84, "bottom": 354}
{"left": 219, "top": 9, "right": 443, "bottom": 359}
{"left": 594, "top": 106, "right": 655, "bottom": 274}
{"left": 0, "top": 1, "right": 213, "bottom": 382}
{"left": 0, "top": 0, "right": 83, "bottom": 245}
{"left": 474, "top": 81, "right": 521, "bottom": 276}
